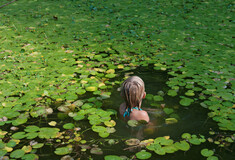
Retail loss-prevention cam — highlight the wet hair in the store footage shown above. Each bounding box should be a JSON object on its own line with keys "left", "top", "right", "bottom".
{"left": 121, "top": 76, "right": 145, "bottom": 110}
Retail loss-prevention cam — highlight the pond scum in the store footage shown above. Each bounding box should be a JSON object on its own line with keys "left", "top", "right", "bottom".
{"left": 0, "top": 0, "right": 234, "bottom": 159}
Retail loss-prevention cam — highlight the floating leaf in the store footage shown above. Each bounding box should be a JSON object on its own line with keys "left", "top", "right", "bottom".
{"left": 12, "top": 132, "right": 26, "bottom": 139}
{"left": 163, "top": 108, "right": 174, "bottom": 114}
{"left": 48, "top": 121, "right": 57, "bottom": 126}
{"left": 167, "top": 90, "right": 177, "bottom": 97}
{"left": 153, "top": 95, "right": 164, "bottom": 101}
{"left": 181, "top": 133, "right": 191, "bottom": 139}
{"left": 174, "top": 141, "right": 190, "bottom": 151}
{"left": 90, "top": 147, "right": 103, "bottom": 155}
{"left": 63, "top": 123, "right": 75, "bottom": 129}
{"left": 85, "top": 86, "right": 98, "bottom": 92}
{"left": 201, "top": 149, "right": 214, "bottom": 157}
{"left": 54, "top": 146, "right": 72, "bottom": 155}
{"left": 125, "top": 138, "right": 140, "bottom": 146}
{"left": 165, "top": 118, "right": 178, "bottom": 124}
{"left": 22, "top": 145, "right": 32, "bottom": 153}
{"left": 136, "top": 150, "right": 152, "bottom": 159}
{"left": 104, "top": 120, "right": 116, "bottom": 127}
{"left": 127, "top": 120, "right": 138, "bottom": 127}
{"left": 24, "top": 126, "right": 40, "bottom": 133}
{"left": 10, "top": 149, "right": 25, "bottom": 158}
{"left": 179, "top": 97, "right": 194, "bottom": 106}
{"left": 32, "top": 143, "right": 44, "bottom": 149}
{"left": 22, "top": 154, "right": 39, "bottom": 160}
{"left": 104, "top": 155, "right": 122, "bottom": 160}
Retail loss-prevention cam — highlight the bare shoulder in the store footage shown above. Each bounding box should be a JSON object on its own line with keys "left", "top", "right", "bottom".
{"left": 130, "top": 110, "right": 150, "bottom": 123}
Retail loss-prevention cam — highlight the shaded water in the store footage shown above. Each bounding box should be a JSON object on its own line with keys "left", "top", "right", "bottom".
{"left": 99, "top": 67, "right": 234, "bottom": 160}
{"left": 34, "top": 67, "right": 234, "bottom": 160}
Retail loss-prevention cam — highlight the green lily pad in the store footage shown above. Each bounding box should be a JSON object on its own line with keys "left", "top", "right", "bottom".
{"left": 136, "top": 151, "right": 152, "bottom": 159}
{"left": 32, "top": 143, "right": 44, "bottom": 149}
{"left": 85, "top": 86, "right": 98, "bottom": 92}
{"left": 54, "top": 146, "right": 72, "bottom": 155}
{"left": 167, "top": 90, "right": 177, "bottom": 96}
{"left": 185, "top": 90, "right": 195, "bottom": 96}
{"left": 10, "top": 149, "right": 25, "bottom": 158}
{"left": 22, "top": 154, "right": 39, "bottom": 160}
{"left": 12, "top": 132, "right": 26, "bottom": 139}
{"left": 174, "top": 141, "right": 190, "bottom": 151}
{"left": 38, "top": 127, "right": 60, "bottom": 139}
{"left": 179, "top": 97, "right": 194, "bottom": 106}
{"left": 163, "top": 108, "right": 174, "bottom": 114}
{"left": 104, "top": 155, "right": 122, "bottom": 160}
{"left": 99, "top": 131, "right": 109, "bottom": 138}
{"left": 181, "top": 133, "right": 191, "bottom": 139}
{"left": 153, "top": 95, "right": 164, "bottom": 101}
{"left": 127, "top": 120, "right": 138, "bottom": 127}
{"left": 201, "top": 148, "right": 214, "bottom": 157}
{"left": 189, "top": 137, "right": 201, "bottom": 145}
{"left": 165, "top": 118, "right": 178, "bottom": 124}
{"left": 0, "top": 150, "right": 7, "bottom": 157}
{"left": 24, "top": 126, "right": 40, "bottom": 132}
{"left": 63, "top": 123, "right": 75, "bottom": 129}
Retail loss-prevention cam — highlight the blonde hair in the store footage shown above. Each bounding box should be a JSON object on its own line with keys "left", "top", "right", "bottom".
{"left": 121, "top": 76, "right": 145, "bottom": 110}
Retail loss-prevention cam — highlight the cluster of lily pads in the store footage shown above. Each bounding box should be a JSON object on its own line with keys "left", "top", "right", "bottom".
{"left": 0, "top": 0, "right": 234, "bottom": 159}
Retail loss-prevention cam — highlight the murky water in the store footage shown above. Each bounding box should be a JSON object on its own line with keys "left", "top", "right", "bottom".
{"left": 35, "top": 67, "right": 234, "bottom": 160}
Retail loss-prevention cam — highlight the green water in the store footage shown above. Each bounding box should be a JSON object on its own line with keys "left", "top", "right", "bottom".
{"left": 34, "top": 67, "right": 234, "bottom": 159}
{"left": 99, "top": 68, "right": 235, "bottom": 160}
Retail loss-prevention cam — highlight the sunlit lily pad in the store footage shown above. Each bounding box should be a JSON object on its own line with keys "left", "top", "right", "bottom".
{"left": 165, "top": 118, "right": 178, "bottom": 124}
{"left": 10, "top": 149, "right": 25, "bottom": 158}
{"left": 22, "top": 154, "right": 39, "bottom": 160}
{"left": 63, "top": 123, "right": 75, "bottom": 129}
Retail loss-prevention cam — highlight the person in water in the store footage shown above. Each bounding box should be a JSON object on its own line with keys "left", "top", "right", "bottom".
{"left": 119, "top": 76, "right": 150, "bottom": 123}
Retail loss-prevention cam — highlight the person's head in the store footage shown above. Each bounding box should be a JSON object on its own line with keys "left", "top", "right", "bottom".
{"left": 121, "top": 76, "right": 146, "bottom": 109}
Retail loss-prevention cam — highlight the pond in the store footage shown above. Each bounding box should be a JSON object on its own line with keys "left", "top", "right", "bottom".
{"left": 29, "top": 67, "right": 234, "bottom": 160}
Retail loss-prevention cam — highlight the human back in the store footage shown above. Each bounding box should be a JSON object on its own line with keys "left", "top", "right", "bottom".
{"left": 120, "top": 76, "right": 149, "bottom": 122}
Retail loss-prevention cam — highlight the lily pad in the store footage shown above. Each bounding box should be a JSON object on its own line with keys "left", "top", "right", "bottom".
{"left": 207, "top": 156, "right": 219, "bottom": 160}
{"left": 22, "top": 154, "right": 39, "bottom": 160}
{"left": 127, "top": 120, "right": 138, "bottom": 127}
{"left": 153, "top": 95, "right": 164, "bottom": 101}
{"left": 104, "top": 155, "right": 122, "bottom": 160}
{"left": 179, "top": 97, "right": 194, "bottom": 106}
{"left": 165, "top": 118, "right": 178, "bottom": 124}
{"left": 90, "top": 147, "right": 103, "bottom": 155}
{"left": 201, "top": 149, "right": 214, "bottom": 157}
{"left": 10, "top": 149, "right": 25, "bottom": 158}
{"left": 167, "top": 90, "right": 177, "bottom": 97}
{"left": 136, "top": 150, "right": 152, "bottom": 159}
{"left": 63, "top": 123, "right": 75, "bottom": 129}
{"left": 54, "top": 146, "right": 72, "bottom": 155}
{"left": 174, "top": 141, "right": 190, "bottom": 151}
{"left": 125, "top": 138, "right": 140, "bottom": 146}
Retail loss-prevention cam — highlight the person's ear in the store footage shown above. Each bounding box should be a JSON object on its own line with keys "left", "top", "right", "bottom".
{"left": 143, "top": 92, "right": 146, "bottom": 99}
